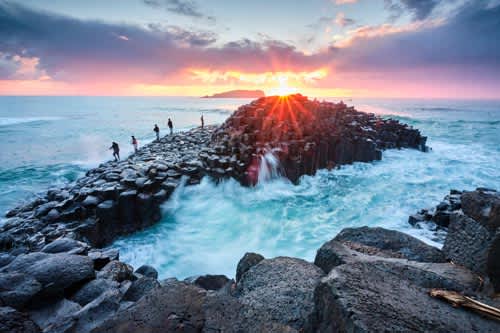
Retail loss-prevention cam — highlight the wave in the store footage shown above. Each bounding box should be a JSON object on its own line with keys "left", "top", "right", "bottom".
{"left": 0, "top": 116, "right": 63, "bottom": 127}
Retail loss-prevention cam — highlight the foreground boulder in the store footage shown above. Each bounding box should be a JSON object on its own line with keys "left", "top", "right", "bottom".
{"left": 331, "top": 226, "right": 446, "bottom": 264}
{"left": 1, "top": 252, "right": 95, "bottom": 299}
{"left": 314, "top": 260, "right": 499, "bottom": 332}
{"left": 235, "top": 257, "right": 324, "bottom": 331}
{"left": 442, "top": 188, "right": 500, "bottom": 291}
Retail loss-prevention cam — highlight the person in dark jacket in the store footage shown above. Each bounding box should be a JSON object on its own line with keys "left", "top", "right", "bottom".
{"left": 109, "top": 142, "right": 120, "bottom": 161}
{"left": 200, "top": 114, "right": 204, "bottom": 129}
{"left": 153, "top": 124, "right": 160, "bottom": 141}
{"left": 167, "top": 118, "right": 173, "bottom": 135}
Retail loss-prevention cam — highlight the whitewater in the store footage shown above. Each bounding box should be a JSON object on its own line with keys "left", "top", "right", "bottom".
{"left": 1, "top": 96, "right": 499, "bottom": 279}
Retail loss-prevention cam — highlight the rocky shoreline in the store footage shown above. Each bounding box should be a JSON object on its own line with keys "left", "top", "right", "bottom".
{"left": 1, "top": 97, "right": 498, "bottom": 332}
{"left": 1, "top": 188, "right": 499, "bottom": 332}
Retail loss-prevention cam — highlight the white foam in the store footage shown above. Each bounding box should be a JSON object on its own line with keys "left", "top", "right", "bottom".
{"left": 0, "top": 116, "right": 62, "bottom": 127}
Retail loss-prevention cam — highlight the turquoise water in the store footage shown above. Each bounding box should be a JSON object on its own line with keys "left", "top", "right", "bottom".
{"left": 1, "top": 97, "right": 500, "bottom": 279}
{"left": 0, "top": 96, "right": 237, "bottom": 216}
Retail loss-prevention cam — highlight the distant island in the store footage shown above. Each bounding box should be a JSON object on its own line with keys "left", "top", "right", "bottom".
{"left": 202, "top": 89, "right": 265, "bottom": 98}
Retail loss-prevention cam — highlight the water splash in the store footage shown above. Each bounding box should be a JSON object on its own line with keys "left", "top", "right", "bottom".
{"left": 257, "top": 150, "right": 283, "bottom": 184}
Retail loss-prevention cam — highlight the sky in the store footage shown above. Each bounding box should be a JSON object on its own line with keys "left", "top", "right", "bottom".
{"left": 0, "top": 0, "right": 499, "bottom": 98}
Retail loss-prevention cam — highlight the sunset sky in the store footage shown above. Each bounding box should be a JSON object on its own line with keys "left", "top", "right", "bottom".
{"left": 1, "top": 0, "right": 499, "bottom": 98}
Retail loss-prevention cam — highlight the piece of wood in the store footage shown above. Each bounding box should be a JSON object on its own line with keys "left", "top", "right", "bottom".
{"left": 429, "top": 289, "right": 500, "bottom": 321}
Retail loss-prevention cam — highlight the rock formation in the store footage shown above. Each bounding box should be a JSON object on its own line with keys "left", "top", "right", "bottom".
{"left": 202, "top": 94, "right": 427, "bottom": 185}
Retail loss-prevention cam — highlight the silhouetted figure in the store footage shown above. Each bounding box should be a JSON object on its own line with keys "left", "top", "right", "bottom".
{"left": 131, "top": 136, "right": 138, "bottom": 153}
{"left": 200, "top": 114, "right": 204, "bottom": 129}
{"left": 109, "top": 142, "right": 120, "bottom": 161}
{"left": 153, "top": 124, "right": 160, "bottom": 141}
{"left": 168, "top": 118, "right": 173, "bottom": 135}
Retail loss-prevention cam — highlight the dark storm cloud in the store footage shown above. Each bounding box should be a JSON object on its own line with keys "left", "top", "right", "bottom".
{"left": 337, "top": 1, "right": 500, "bottom": 73}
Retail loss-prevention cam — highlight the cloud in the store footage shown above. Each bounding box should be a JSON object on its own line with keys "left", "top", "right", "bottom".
{"left": 335, "top": 1, "right": 500, "bottom": 73}
{"left": 1, "top": 0, "right": 499, "bottom": 98}
{"left": 385, "top": 0, "right": 441, "bottom": 21}
{"left": 335, "top": 12, "right": 356, "bottom": 27}
{"left": 143, "top": 0, "right": 215, "bottom": 22}
{"left": 0, "top": 1, "right": 326, "bottom": 85}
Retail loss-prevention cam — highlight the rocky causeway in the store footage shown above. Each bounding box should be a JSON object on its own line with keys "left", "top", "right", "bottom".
{"left": 1, "top": 95, "right": 499, "bottom": 332}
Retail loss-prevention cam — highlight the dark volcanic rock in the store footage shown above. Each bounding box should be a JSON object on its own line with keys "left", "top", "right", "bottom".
{"left": 0, "top": 306, "right": 41, "bottom": 333}
{"left": 41, "top": 237, "right": 89, "bottom": 255}
{"left": 442, "top": 188, "right": 500, "bottom": 291}
{"left": 92, "top": 280, "right": 207, "bottom": 333}
{"left": 235, "top": 252, "right": 264, "bottom": 282}
{"left": 135, "top": 265, "right": 158, "bottom": 279}
{"left": 313, "top": 260, "right": 499, "bottom": 332}
{"left": 97, "top": 260, "right": 134, "bottom": 282}
{"left": 188, "top": 274, "right": 230, "bottom": 291}
{"left": 122, "top": 276, "right": 160, "bottom": 302}
{"left": 203, "top": 94, "right": 427, "bottom": 185}
{"left": 1, "top": 253, "right": 94, "bottom": 298}
{"left": 236, "top": 256, "right": 324, "bottom": 331}
{"left": 70, "top": 278, "right": 120, "bottom": 306}
{"left": 0, "top": 272, "right": 42, "bottom": 309}
{"left": 332, "top": 226, "right": 446, "bottom": 264}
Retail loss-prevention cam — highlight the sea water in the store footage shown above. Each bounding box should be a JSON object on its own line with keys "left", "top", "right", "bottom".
{"left": 1, "top": 97, "right": 499, "bottom": 279}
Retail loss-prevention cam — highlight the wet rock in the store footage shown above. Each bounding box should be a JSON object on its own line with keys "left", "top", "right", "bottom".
{"left": 0, "top": 254, "right": 14, "bottom": 268}
{"left": 97, "top": 260, "right": 134, "bottom": 282}
{"left": 0, "top": 272, "right": 42, "bottom": 309}
{"left": 236, "top": 257, "right": 324, "bottom": 331}
{"left": 41, "top": 237, "right": 89, "bottom": 255}
{"left": 82, "top": 195, "right": 100, "bottom": 207}
{"left": 135, "top": 265, "right": 158, "bottom": 279}
{"left": 0, "top": 306, "right": 41, "bottom": 333}
{"left": 333, "top": 226, "right": 445, "bottom": 264}
{"left": 117, "top": 190, "right": 137, "bottom": 233}
{"left": 88, "top": 249, "right": 119, "bottom": 270}
{"left": 1, "top": 252, "right": 95, "bottom": 298}
{"left": 122, "top": 276, "right": 160, "bottom": 302}
{"left": 236, "top": 252, "right": 264, "bottom": 282}
{"left": 313, "top": 260, "right": 499, "bottom": 332}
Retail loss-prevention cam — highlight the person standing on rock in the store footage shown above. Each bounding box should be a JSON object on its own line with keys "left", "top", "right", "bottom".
{"left": 168, "top": 118, "right": 173, "bottom": 135}
{"left": 109, "top": 142, "right": 120, "bottom": 161}
{"left": 153, "top": 124, "right": 160, "bottom": 141}
{"left": 131, "top": 136, "right": 138, "bottom": 153}
{"left": 201, "top": 114, "right": 204, "bottom": 129}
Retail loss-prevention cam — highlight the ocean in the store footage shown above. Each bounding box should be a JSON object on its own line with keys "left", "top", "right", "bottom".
{"left": 1, "top": 96, "right": 499, "bottom": 279}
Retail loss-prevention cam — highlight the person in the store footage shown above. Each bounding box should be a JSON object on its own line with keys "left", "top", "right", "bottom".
{"left": 153, "top": 124, "right": 160, "bottom": 141}
{"left": 109, "top": 142, "right": 120, "bottom": 161}
{"left": 167, "top": 118, "right": 173, "bottom": 135}
{"left": 131, "top": 136, "right": 138, "bottom": 153}
{"left": 200, "top": 114, "right": 204, "bottom": 129}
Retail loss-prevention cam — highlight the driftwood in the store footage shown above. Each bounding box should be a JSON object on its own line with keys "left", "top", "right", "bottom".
{"left": 430, "top": 289, "right": 500, "bottom": 321}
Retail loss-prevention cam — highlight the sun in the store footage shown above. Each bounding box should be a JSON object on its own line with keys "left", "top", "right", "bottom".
{"left": 268, "top": 75, "right": 298, "bottom": 96}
